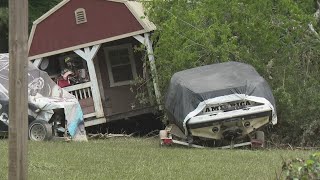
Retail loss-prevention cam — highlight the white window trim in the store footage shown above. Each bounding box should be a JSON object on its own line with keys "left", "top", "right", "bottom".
{"left": 103, "top": 43, "right": 137, "bottom": 87}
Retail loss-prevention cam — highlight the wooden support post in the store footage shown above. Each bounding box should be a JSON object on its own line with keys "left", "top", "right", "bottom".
{"left": 144, "top": 33, "right": 162, "bottom": 109}
{"left": 8, "top": 0, "right": 28, "bottom": 179}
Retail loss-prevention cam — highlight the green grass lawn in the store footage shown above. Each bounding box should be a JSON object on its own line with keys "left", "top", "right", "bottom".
{"left": 0, "top": 138, "right": 315, "bottom": 180}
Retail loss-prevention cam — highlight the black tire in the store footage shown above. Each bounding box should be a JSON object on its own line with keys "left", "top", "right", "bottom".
{"left": 28, "top": 120, "right": 53, "bottom": 141}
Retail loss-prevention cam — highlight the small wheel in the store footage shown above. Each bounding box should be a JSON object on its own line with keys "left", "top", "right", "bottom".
{"left": 29, "top": 120, "right": 53, "bottom": 141}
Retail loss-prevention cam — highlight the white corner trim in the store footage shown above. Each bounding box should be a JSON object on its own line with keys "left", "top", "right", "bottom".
{"left": 28, "top": 25, "right": 37, "bottom": 53}
{"left": 133, "top": 35, "right": 145, "bottom": 45}
{"left": 125, "top": 1, "right": 148, "bottom": 31}
{"left": 144, "top": 33, "right": 155, "bottom": 62}
{"left": 125, "top": 1, "right": 156, "bottom": 32}
{"left": 74, "top": 49, "right": 87, "bottom": 60}
{"left": 87, "top": 45, "right": 100, "bottom": 60}
{"left": 75, "top": 45, "right": 101, "bottom": 61}
{"left": 144, "top": 33, "right": 161, "bottom": 108}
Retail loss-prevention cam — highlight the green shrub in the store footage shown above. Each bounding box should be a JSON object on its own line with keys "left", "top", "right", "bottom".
{"left": 282, "top": 152, "right": 320, "bottom": 179}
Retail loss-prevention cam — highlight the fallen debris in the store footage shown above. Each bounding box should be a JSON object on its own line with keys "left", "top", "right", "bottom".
{"left": 88, "top": 133, "right": 134, "bottom": 140}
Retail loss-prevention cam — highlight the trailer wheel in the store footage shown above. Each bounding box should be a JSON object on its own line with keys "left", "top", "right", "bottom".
{"left": 29, "top": 120, "right": 53, "bottom": 141}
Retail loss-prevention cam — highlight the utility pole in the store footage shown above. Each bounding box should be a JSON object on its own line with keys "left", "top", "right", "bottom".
{"left": 8, "top": 0, "right": 28, "bottom": 179}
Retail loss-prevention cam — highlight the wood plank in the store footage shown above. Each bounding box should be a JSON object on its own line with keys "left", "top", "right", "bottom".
{"left": 83, "top": 112, "right": 96, "bottom": 119}
{"left": 82, "top": 106, "right": 95, "bottom": 115}
{"left": 79, "top": 97, "right": 94, "bottom": 108}
{"left": 133, "top": 35, "right": 145, "bottom": 45}
{"left": 84, "top": 117, "right": 106, "bottom": 127}
{"left": 62, "top": 81, "right": 91, "bottom": 92}
{"left": 88, "top": 88, "right": 92, "bottom": 97}
{"left": 79, "top": 89, "right": 83, "bottom": 99}
{"left": 74, "top": 91, "right": 79, "bottom": 99}
{"left": 8, "top": 0, "right": 28, "bottom": 179}
{"left": 83, "top": 88, "right": 88, "bottom": 99}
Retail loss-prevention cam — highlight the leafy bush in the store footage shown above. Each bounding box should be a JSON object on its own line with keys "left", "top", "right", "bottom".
{"left": 282, "top": 152, "right": 320, "bottom": 179}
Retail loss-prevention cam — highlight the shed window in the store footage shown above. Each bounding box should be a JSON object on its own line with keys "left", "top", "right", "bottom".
{"left": 104, "top": 44, "right": 137, "bottom": 87}
{"left": 75, "top": 8, "right": 87, "bottom": 24}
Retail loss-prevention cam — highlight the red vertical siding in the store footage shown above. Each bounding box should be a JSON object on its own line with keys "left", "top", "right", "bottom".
{"left": 29, "top": 0, "right": 144, "bottom": 57}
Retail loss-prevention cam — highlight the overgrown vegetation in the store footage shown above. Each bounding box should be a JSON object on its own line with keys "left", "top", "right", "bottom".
{"left": 282, "top": 152, "right": 320, "bottom": 179}
{"left": 143, "top": 0, "right": 320, "bottom": 146}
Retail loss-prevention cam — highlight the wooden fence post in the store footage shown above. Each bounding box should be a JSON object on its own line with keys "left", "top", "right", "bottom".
{"left": 8, "top": 0, "right": 29, "bottom": 179}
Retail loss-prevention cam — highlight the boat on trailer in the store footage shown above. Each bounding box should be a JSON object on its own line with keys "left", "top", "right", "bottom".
{"left": 160, "top": 61, "right": 277, "bottom": 149}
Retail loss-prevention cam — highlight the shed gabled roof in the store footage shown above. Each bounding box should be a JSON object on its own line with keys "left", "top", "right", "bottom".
{"left": 28, "top": 0, "right": 156, "bottom": 60}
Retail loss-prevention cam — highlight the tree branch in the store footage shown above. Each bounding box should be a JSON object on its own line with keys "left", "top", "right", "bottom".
{"left": 308, "top": 23, "right": 319, "bottom": 38}
{"left": 308, "top": 0, "right": 320, "bottom": 38}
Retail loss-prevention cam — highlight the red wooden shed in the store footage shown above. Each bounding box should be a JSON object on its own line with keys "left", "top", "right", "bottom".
{"left": 28, "top": 0, "right": 160, "bottom": 127}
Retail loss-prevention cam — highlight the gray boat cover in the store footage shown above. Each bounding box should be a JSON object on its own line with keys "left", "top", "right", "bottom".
{"left": 165, "top": 61, "right": 276, "bottom": 131}
{"left": 0, "top": 53, "right": 87, "bottom": 141}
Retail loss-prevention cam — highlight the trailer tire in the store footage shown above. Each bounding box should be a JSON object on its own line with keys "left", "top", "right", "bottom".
{"left": 29, "top": 120, "right": 53, "bottom": 141}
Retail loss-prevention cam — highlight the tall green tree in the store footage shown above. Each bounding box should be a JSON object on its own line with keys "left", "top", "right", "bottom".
{"left": 144, "top": 0, "right": 320, "bottom": 145}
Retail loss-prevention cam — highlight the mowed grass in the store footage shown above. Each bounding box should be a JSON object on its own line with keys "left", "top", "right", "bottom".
{"left": 0, "top": 138, "right": 315, "bottom": 180}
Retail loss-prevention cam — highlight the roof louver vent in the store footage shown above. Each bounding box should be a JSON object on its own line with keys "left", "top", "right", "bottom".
{"left": 75, "top": 8, "right": 87, "bottom": 24}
